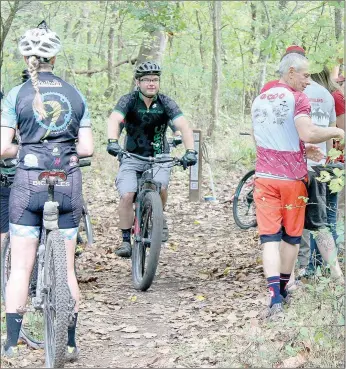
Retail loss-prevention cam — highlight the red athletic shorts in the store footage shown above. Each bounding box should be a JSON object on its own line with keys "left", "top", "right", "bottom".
{"left": 254, "top": 177, "right": 308, "bottom": 245}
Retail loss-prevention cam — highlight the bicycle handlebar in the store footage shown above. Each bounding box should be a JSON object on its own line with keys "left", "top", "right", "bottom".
{"left": 119, "top": 150, "right": 183, "bottom": 165}
{"left": 79, "top": 157, "right": 92, "bottom": 167}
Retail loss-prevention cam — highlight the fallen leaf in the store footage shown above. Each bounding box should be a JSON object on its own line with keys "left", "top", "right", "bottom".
{"left": 143, "top": 332, "right": 158, "bottom": 339}
{"left": 195, "top": 294, "right": 205, "bottom": 301}
{"left": 121, "top": 333, "right": 142, "bottom": 339}
{"left": 121, "top": 326, "right": 139, "bottom": 333}
{"left": 277, "top": 353, "right": 307, "bottom": 368}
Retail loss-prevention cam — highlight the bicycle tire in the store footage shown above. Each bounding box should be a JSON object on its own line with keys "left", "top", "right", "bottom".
{"left": 1, "top": 235, "right": 44, "bottom": 349}
{"left": 132, "top": 191, "right": 163, "bottom": 291}
{"left": 232, "top": 170, "right": 258, "bottom": 229}
{"left": 44, "top": 230, "right": 71, "bottom": 368}
{"left": 77, "top": 201, "right": 94, "bottom": 245}
{"left": 1, "top": 233, "right": 10, "bottom": 301}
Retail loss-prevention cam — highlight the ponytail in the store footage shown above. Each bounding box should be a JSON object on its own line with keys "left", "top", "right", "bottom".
{"left": 27, "top": 55, "right": 47, "bottom": 120}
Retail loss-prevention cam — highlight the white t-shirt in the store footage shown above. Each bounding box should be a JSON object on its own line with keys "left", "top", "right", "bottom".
{"left": 303, "top": 81, "right": 336, "bottom": 168}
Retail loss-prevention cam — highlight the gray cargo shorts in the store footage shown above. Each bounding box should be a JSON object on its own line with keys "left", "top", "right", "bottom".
{"left": 116, "top": 155, "right": 172, "bottom": 198}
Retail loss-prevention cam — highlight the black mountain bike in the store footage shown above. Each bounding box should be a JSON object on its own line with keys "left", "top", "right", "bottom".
{"left": 232, "top": 169, "right": 257, "bottom": 229}
{"left": 1, "top": 170, "right": 75, "bottom": 368}
{"left": 76, "top": 157, "right": 94, "bottom": 246}
{"left": 232, "top": 133, "right": 257, "bottom": 229}
{"left": 118, "top": 148, "right": 184, "bottom": 291}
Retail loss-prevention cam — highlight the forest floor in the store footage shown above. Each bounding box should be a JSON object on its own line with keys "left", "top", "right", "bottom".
{"left": 1, "top": 152, "right": 344, "bottom": 368}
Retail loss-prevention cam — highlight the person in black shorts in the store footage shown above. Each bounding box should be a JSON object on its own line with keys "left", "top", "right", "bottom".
{"left": 1, "top": 21, "right": 93, "bottom": 359}
{"left": 107, "top": 61, "right": 197, "bottom": 258}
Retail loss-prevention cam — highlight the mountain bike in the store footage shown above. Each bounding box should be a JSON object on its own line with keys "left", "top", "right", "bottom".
{"left": 232, "top": 133, "right": 257, "bottom": 229}
{"left": 76, "top": 157, "right": 94, "bottom": 247}
{"left": 1, "top": 169, "right": 75, "bottom": 368}
{"left": 118, "top": 147, "right": 184, "bottom": 291}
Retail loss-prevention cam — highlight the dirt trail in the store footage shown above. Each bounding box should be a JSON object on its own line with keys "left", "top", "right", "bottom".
{"left": 2, "top": 164, "right": 269, "bottom": 368}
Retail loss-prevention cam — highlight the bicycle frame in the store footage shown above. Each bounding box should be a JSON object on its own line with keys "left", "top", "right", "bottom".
{"left": 31, "top": 170, "right": 67, "bottom": 310}
{"left": 119, "top": 151, "right": 182, "bottom": 243}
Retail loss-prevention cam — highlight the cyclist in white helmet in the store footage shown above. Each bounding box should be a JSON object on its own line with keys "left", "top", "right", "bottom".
{"left": 1, "top": 21, "right": 93, "bottom": 360}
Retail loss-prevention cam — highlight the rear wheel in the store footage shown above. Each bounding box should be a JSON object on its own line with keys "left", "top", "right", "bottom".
{"left": 132, "top": 191, "right": 163, "bottom": 291}
{"left": 77, "top": 201, "right": 93, "bottom": 246}
{"left": 232, "top": 170, "right": 257, "bottom": 229}
{"left": 1, "top": 235, "right": 44, "bottom": 349}
{"left": 44, "top": 230, "right": 72, "bottom": 368}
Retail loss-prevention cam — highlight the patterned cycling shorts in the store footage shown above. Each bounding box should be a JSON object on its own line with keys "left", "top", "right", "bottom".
{"left": 9, "top": 168, "right": 83, "bottom": 238}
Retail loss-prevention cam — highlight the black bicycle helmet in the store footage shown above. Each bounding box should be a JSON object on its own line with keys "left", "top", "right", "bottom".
{"left": 135, "top": 61, "right": 162, "bottom": 79}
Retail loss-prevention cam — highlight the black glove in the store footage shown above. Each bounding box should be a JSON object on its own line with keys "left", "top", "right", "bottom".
{"left": 181, "top": 149, "right": 197, "bottom": 169}
{"left": 107, "top": 139, "right": 121, "bottom": 157}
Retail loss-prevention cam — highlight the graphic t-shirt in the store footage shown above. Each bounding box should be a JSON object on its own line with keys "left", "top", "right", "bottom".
{"left": 113, "top": 91, "right": 183, "bottom": 157}
{"left": 252, "top": 82, "right": 311, "bottom": 180}
{"left": 303, "top": 81, "right": 336, "bottom": 168}
{"left": 1, "top": 72, "right": 91, "bottom": 174}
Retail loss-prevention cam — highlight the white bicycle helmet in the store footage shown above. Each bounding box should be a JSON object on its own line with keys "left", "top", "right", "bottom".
{"left": 18, "top": 21, "right": 61, "bottom": 59}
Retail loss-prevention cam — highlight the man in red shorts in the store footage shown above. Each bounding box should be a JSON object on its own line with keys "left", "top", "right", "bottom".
{"left": 251, "top": 52, "right": 344, "bottom": 319}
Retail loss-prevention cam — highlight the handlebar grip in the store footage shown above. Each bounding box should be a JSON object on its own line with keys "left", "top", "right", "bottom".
{"left": 79, "top": 158, "right": 91, "bottom": 167}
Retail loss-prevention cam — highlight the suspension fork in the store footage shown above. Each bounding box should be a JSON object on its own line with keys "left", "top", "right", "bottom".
{"left": 134, "top": 199, "right": 141, "bottom": 242}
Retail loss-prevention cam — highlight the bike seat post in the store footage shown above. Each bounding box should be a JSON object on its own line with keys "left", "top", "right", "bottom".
{"left": 47, "top": 177, "right": 57, "bottom": 202}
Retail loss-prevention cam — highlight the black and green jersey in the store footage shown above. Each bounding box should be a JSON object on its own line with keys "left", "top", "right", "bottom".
{"left": 113, "top": 91, "right": 183, "bottom": 157}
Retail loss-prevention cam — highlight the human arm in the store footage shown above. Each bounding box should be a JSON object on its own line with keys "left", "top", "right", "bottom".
{"left": 0, "top": 127, "right": 18, "bottom": 158}
{"left": 295, "top": 116, "right": 344, "bottom": 143}
{"left": 171, "top": 116, "right": 194, "bottom": 150}
{"left": 76, "top": 128, "right": 93, "bottom": 157}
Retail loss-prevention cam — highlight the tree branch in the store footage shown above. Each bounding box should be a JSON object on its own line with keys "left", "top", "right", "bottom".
{"left": 73, "top": 57, "right": 137, "bottom": 75}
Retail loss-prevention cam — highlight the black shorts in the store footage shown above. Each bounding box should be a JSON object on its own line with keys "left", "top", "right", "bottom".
{"left": 0, "top": 186, "right": 11, "bottom": 233}
{"left": 304, "top": 170, "right": 327, "bottom": 231}
{"left": 9, "top": 168, "right": 83, "bottom": 229}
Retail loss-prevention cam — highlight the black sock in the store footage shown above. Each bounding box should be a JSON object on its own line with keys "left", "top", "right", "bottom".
{"left": 280, "top": 273, "right": 291, "bottom": 298}
{"left": 67, "top": 313, "right": 78, "bottom": 347}
{"left": 122, "top": 229, "right": 131, "bottom": 243}
{"left": 5, "top": 313, "right": 23, "bottom": 349}
{"left": 267, "top": 276, "right": 282, "bottom": 307}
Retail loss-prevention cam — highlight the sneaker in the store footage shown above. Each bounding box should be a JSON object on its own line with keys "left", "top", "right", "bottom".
{"left": 281, "top": 292, "right": 292, "bottom": 305}
{"left": 115, "top": 241, "right": 132, "bottom": 258}
{"left": 66, "top": 346, "right": 80, "bottom": 362}
{"left": 1, "top": 345, "right": 19, "bottom": 358}
{"left": 162, "top": 216, "right": 169, "bottom": 243}
{"left": 262, "top": 303, "right": 284, "bottom": 322}
{"left": 287, "top": 279, "right": 304, "bottom": 292}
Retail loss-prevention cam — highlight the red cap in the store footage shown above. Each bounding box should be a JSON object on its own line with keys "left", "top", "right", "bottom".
{"left": 285, "top": 45, "right": 306, "bottom": 55}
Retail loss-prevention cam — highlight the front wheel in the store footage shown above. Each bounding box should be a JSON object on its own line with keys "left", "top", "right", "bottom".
{"left": 232, "top": 170, "right": 257, "bottom": 229}
{"left": 44, "top": 230, "right": 72, "bottom": 368}
{"left": 132, "top": 191, "right": 163, "bottom": 291}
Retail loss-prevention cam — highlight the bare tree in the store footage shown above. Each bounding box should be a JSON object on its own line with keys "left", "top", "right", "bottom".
{"left": 207, "top": 1, "right": 221, "bottom": 138}
{"left": 0, "top": 0, "right": 32, "bottom": 69}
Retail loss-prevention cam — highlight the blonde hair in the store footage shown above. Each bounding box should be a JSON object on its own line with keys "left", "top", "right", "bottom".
{"left": 27, "top": 55, "right": 48, "bottom": 120}
{"left": 311, "top": 66, "right": 340, "bottom": 94}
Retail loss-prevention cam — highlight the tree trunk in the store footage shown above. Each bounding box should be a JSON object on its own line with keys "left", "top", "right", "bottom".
{"left": 207, "top": 1, "right": 221, "bottom": 138}
{"left": 0, "top": 0, "right": 21, "bottom": 69}
{"left": 195, "top": 9, "right": 206, "bottom": 74}
{"left": 130, "top": 30, "right": 168, "bottom": 91}
{"left": 335, "top": 1, "right": 342, "bottom": 41}
{"left": 245, "top": 2, "right": 258, "bottom": 112}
